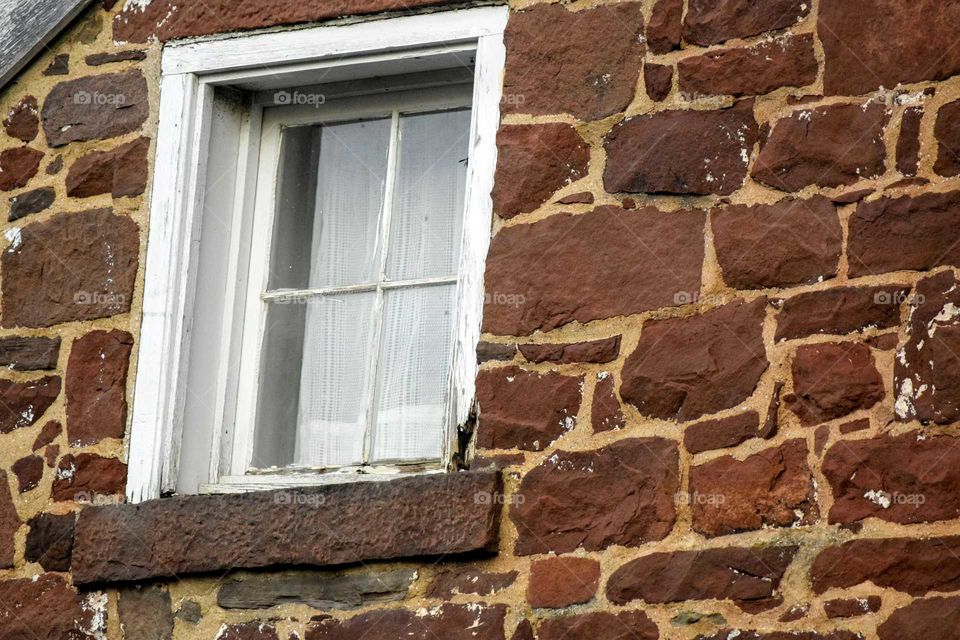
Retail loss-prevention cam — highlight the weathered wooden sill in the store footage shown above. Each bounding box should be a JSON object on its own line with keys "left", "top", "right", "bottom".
{"left": 71, "top": 470, "right": 501, "bottom": 586}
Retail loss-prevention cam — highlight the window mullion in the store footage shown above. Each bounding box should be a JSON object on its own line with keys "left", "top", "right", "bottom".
{"left": 360, "top": 110, "right": 402, "bottom": 465}
{"left": 260, "top": 276, "right": 458, "bottom": 301}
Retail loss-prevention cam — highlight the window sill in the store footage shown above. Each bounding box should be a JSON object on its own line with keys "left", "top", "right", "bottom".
{"left": 71, "top": 470, "right": 501, "bottom": 586}
{"left": 199, "top": 463, "right": 446, "bottom": 493}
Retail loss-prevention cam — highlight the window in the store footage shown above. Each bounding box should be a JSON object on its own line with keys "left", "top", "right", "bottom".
{"left": 127, "top": 7, "right": 507, "bottom": 501}
{"left": 240, "top": 88, "right": 471, "bottom": 472}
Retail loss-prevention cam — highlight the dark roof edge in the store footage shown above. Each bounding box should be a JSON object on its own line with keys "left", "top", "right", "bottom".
{"left": 0, "top": 0, "right": 95, "bottom": 92}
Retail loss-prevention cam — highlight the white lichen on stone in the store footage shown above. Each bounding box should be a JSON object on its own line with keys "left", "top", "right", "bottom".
{"left": 864, "top": 489, "right": 892, "bottom": 509}
{"left": 123, "top": 0, "right": 152, "bottom": 11}
{"left": 55, "top": 461, "right": 76, "bottom": 481}
{"left": 896, "top": 378, "right": 916, "bottom": 419}
{"left": 82, "top": 592, "right": 109, "bottom": 640}
{"left": 4, "top": 227, "right": 21, "bottom": 251}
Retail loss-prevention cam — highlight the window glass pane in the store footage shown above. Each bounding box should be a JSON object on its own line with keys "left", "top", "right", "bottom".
{"left": 371, "top": 284, "right": 456, "bottom": 462}
{"left": 251, "top": 300, "right": 307, "bottom": 469}
{"left": 253, "top": 292, "right": 375, "bottom": 469}
{"left": 265, "top": 125, "right": 321, "bottom": 291}
{"left": 267, "top": 118, "right": 391, "bottom": 291}
{"left": 294, "top": 291, "right": 375, "bottom": 468}
{"left": 386, "top": 109, "right": 470, "bottom": 281}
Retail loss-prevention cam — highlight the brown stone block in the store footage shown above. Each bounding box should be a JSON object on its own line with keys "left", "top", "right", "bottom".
{"left": 0, "top": 575, "right": 102, "bottom": 639}
{"left": 683, "top": 411, "right": 761, "bottom": 454}
{"left": 775, "top": 285, "right": 909, "bottom": 341}
{"left": 72, "top": 471, "right": 500, "bottom": 584}
{"left": 427, "top": 567, "right": 517, "bottom": 599}
{"left": 712, "top": 196, "right": 842, "bottom": 290}
{"left": 527, "top": 556, "right": 600, "bottom": 608}
{"left": 898, "top": 105, "right": 924, "bottom": 176}
{"left": 475, "top": 366, "right": 582, "bottom": 451}
{"left": 511, "top": 438, "right": 678, "bottom": 555}
{"left": 752, "top": 103, "right": 888, "bottom": 191}
{"left": 820, "top": 0, "right": 960, "bottom": 95}
{"left": 878, "top": 596, "right": 960, "bottom": 640}
{"left": 689, "top": 439, "right": 817, "bottom": 536}
{"left": 812, "top": 536, "right": 960, "bottom": 595}
{"left": 66, "top": 329, "right": 133, "bottom": 445}
{"left": 787, "top": 342, "right": 883, "bottom": 425}
{"left": 114, "top": 0, "right": 473, "bottom": 42}
{"left": 824, "top": 595, "right": 881, "bottom": 619}
{"left": 591, "top": 373, "right": 626, "bottom": 433}
{"left": 0, "top": 470, "right": 16, "bottom": 569}
{"left": 537, "top": 611, "right": 658, "bottom": 640}
{"left": 604, "top": 100, "right": 759, "bottom": 196}
{"left": 32, "top": 419, "right": 61, "bottom": 450}
{"left": 0, "top": 375, "right": 60, "bottom": 433}
{"left": 1, "top": 209, "right": 139, "bottom": 328}
{"left": 11, "top": 455, "right": 43, "bottom": 493}
{"left": 895, "top": 271, "right": 960, "bottom": 424}
{"left": 41, "top": 71, "right": 148, "bottom": 146}
{"left": 684, "top": 0, "right": 810, "bottom": 47}
{"left": 52, "top": 453, "right": 126, "bottom": 503}
{"left": 678, "top": 35, "right": 817, "bottom": 98}
{"left": 25, "top": 511, "right": 75, "bottom": 572}
{"left": 216, "top": 622, "right": 278, "bottom": 640}
{"left": 305, "top": 603, "right": 506, "bottom": 640}
{"left": 607, "top": 545, "right": 797, "bottom": 607}
{"left": 0, "top": 147, "right": 43, "bottom": 191}
{"left": 848, "top": 191, "right": 960, "bottom": 277}
{"left": 644, "top": 63, "right": 673, "bottom": 102}
{"left": 492, "top": 124, "right": 589, "bottom": 219}
{"left": 0, "top": 336, "right": 60, "bottom": 370}
{"left": 518, "top": 336, "right": 620, "bottom": 365}
{"left": 483, "top": 206, "right": 704, "bottom": 335}
{"left": 646, "top": 0, "right": 682, "bottom": 54}
{"left": 3, "top": 96, "right": 38, "bottom": 142}
{"left": 621, "top": 299, "right": 768, "bottom": 421}
{"left": 501, "top": 3, "right": 644, "bottom": 121}
{"left": 66, "top": 136, "right": 149, "bottom": 198}
{"left": 824, "top": 431, "right": 960, "bottom": 525}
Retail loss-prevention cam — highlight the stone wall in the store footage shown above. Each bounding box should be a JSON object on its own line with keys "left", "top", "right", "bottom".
{"left": 2, "top": 0, "right": 960, "bottom": 638}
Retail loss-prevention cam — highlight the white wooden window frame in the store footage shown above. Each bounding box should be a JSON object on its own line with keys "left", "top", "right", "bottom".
{"left": 126, "top": 6, "right": 507, "bottom": 503}
{"left": 232, "top": 86, "right": 472, "bottom": 480}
